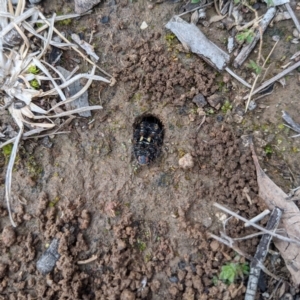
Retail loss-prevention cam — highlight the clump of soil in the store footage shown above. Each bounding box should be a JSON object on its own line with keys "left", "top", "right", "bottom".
{"left": 0, "top": 122, "right": 268, "bottom": 299}
{"left": 113, "top": 36, "right": 219, "bottom": 106}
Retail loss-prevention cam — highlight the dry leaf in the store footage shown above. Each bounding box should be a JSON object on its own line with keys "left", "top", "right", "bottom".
{"left": 190, "top": 10, "right": 199, "bottom": 25}
{"left": 209, "top": 14, "right": 227, "bottom": 24}
{"left": 251, "top": 141, "right": 300, "bottom": 285}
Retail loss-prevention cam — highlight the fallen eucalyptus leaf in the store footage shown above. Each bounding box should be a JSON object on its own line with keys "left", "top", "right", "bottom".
{"left": 251, "top": 141, "right": 300, "bottom": 285}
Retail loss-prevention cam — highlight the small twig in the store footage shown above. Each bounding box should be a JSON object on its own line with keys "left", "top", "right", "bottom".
{"left": 234, "top": 7, "right": 276, "bottom": 68}
{"left": 214, "top": 0, "right": 222, "bottom": 16}
{"left": 176, "top": 2, "right": 214, "bottom": 17}
{"left": 209, "top": 233, "right": 280, "bottom": 281}
{"left": 213, "top": 202, "right": 300, "bottom": 245}
{"left": 77, "top": 254, "right": 97, "bottom": 265}
{"left": 245, "top": 209, "right": 270, "bottom": 227}
{"left": 257, "top": 27, "right": 263, "bottom": 64}
{"left": 245, "top": 38, "right": 279, "bottom": 112}
{"left": 269, "top": 279, "right": 283, "bottom": 300}
{"left": 225, "top": 67, "right": 251, "bottom": 88}
{"left": 245, "top": 207, "right": 282, "bottom": 300}
{"left": 236, "top": 16, "right": 263, "bottom": 31}
{"left": 285, "top": 3, "right": 300, "bottom": 34}
{"left": 197, "top": 115, "right": 206, "bottom": 130}
{"left": 243, "top": 60, "right": 300, "bottom": 100}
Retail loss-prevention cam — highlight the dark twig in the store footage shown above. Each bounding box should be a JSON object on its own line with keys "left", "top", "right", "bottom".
{"left": 245, "top": 207, "right": 283, "bottom": 300}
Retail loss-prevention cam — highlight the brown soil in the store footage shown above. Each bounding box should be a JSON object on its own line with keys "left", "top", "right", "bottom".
{"left": 1, "top": 0, "right": 300, "bottom": 299}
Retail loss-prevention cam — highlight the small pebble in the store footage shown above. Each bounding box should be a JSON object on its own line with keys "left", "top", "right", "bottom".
{"left": 140, "top": 21, "right": 148, "bottom": 30}
{"left": 216, "top": 115, "right": 224, "bottom": 122}
{"left": 178, "top": 153, "right": 194, "bottom": 169}
{"left": 41, "top": 137, "right": 53, "bottom": 148}
{"left": 210, "top": 240, "right": 219, "bottom": 252}
{"left": 192, "top": 93, "right": 207, "bottom": 108}
{"left": 101, "top": 16, "right": 110, "bottom": 24}
{"left": 36, "top": 239, "right": 60, "bottom": 275}
{"left": 178, "top": 261, "right": 187, "bottom": 270}
{"left": 169, "top": 276, "right": 179, "bottom": 283}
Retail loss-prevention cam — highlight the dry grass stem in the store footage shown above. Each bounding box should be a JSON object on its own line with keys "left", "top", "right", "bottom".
{"left": 213, "top": 203, "right": 300, "bottom": 245}
{"left": 0, "top": 0, "right": 112, "bottom": 226}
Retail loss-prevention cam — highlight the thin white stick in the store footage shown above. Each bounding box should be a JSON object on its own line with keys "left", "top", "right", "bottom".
{"left": 245, "top": 209, "right": 271, "bottom": 227}
{"left": 243, "top": 60, "right": 300, "bottom": 99}
{"left": 77, "top": 254, "right": 97, "bottom": 265}
{"left": 225, "top": 67, "right": 251, "bottom": 88}
{"left": 213, "top": 203, "right": 300, "bottom": 245}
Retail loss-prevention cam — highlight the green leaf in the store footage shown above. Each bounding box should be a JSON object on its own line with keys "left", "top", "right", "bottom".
{"left": 264, "top": 0, "right": 274, "bottom": 6}
{"left": 219, "top": 262, "right": 249, "bottom": 284}
{"left": 191, "top": 0, "right": 201, "bottom": 3}
{"left": 30, "top": 79, "right": 40, "bottom": 89}
{"left": 27, "top": 65, "right": 39, "bottom": 74}
{"left": 236, "top": 29, "right": 254, "bottom": 44}
{"left": 246, "top": 60, "right": 262, "bottom": 75}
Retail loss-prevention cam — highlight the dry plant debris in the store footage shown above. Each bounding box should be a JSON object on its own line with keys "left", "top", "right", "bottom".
{"left": 250, "top": 140, "right": 300, "bottom": 285}
{"left": 0, "top": 0, "right": 111, "bottom": 227}
{"left": 167, "top": 0, "right": 300, "bottom": 112}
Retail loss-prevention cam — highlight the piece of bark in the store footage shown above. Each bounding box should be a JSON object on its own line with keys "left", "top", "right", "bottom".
{"left": 57, "top": 66, "right": 91, "bottom": 117}
{"left": 250, "top": 141, "right": 300, "bottom": 285}
{"left": 165, "top": 16, "right": 230, "bottom": 71}
{"left": 234, "top": 8, "right": 276, "bottom": 68}
{"left": 245, "top": 207, "right": 282, "bottom": 300}
{"left": 74, "top": 0, "right": 101, "bottom": 14}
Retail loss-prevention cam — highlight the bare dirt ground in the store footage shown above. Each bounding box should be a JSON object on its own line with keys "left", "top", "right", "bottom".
{"left": 1, "top": 0, "right": 300, "bottom": 299}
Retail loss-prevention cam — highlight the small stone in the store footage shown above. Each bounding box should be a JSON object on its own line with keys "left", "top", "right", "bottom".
{"left": 36, "top": 239, "right": 60, "bottom": 275}
{"left": 216, "top": 115, "right": 224, "bottom": 122}
{"left": 202, "top": 216, "right": 212, "bottom": 228}
{"left": 169, "top": 276, "right": 179, "bottom": 283}
{"left": 140, "top": 21, "right": 148, "bottom": 30}
{"left": 178, "top": 261, "right": 187, "bottom": 270}
{"left": 75, "top": 0, "right": 102, "bottom": 14}
{"left": 2, "top": 226, "right": 16, "bottom": 247}
{"left": 207, "top": 94, "right": 223, "bottom": 110}
{"left": 41, "top": 137, "right": 53, "bottom": 148}
{"left": 210, "top": 240, "right": 219, "bottom": 252}
{"left": 101, "top": 16, "right": 110, "bottom": 24}
{"left": 192, "top": 93, "right": 207, "bottom": 108}
{"left": 178, "top": 153, "right": 194, "bottom": 169}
